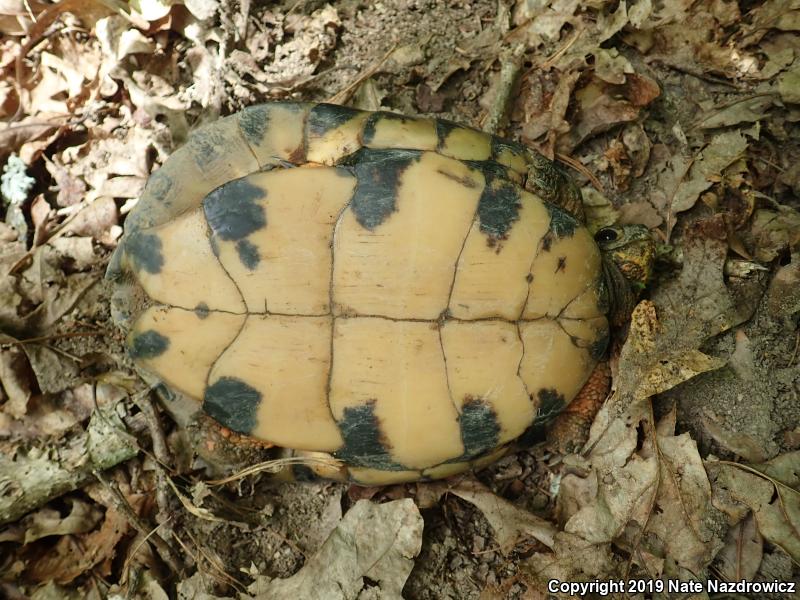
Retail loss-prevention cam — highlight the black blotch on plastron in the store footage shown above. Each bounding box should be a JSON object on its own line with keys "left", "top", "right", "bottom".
{"left": 236, "top": 239, "right": 260, "bottom": 270}
{"left": 342, "top": 148, "right": 420, "bottom": 230}
{"left": 517, "top": 388, "right": 567, "bottom": 446}
{"left": 540, "top": 231, "right": 554, "bottom": 252}
{"left": 459, "top": 396, "right": 501, "bottom": 459}
{"left": 203, "top": 376, "right": 261, "bottom": 434}
{"left": 129, "top": 330, "right": 169, "bottom": 360}
{"left": 589, "top": 325, "right": 610, "bottom": 361}
{"left": 194, "top": 302, "right": 210, "bottom": 319}
{"left": 125, "top": 232, "right": 164, "bottom": 274}
{"left": 546, "top": 204, "right": 579, "bottom": 239}
{"left": 204, "top": 178, "right": 266, "bottom": 241}
{"left": 308, "top": 103, "right": 364, "bottom": 137}
{"left": 238, "top": 105, "right": 270, "bottom": 146}
{"left": 333, "top": 399, "right": 406, "bottom": 470}
{"left": 362, "top": 111, "right": 417, "bottom": 145}
{"left": 556, "top": 256, "right": 567, "bottom": 273}
{"left": 475, "top": 174, "right": 522, "bottom": 243}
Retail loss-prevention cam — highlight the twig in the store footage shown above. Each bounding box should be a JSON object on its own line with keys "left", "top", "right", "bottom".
{"left": 326, "top": 43, "right": 398, "bottom": 106}
{"left": 480, "top": 44, "right": 525, "bottom": 136}
{"left": 0, "top": 402, "right": 141, "bottom": 526}
{"left": 0, "top": 331, "right": 106, "bottom": 347}
{"left": 555, "top": 151, "right": 604, "bottom": 192}
{"left": 131, "top": 392, "right": 175, "bottom": 534}
{"left": 94, "top": 469, "right": 186, "bottom": 577}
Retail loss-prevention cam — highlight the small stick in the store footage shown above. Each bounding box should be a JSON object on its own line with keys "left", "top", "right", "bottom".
{"left": 130, "top": 392, "right": 176, "bottom": 539}
{"left": 327, "top": 43, "right": 398, "bottom": 106}
{"left": 481, "top": 43, "right": 525, "bottom": 136}
{"left": 94, "top": 469, "right": 186, "bottom": 577}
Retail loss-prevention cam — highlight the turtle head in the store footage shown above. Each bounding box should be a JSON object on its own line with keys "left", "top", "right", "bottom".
{"left": 594, "top": 224, "right": 655, "bottom": 325}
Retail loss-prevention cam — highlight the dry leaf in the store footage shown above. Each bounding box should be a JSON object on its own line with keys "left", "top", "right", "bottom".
{"left": 644, "top": 433, "right": 718, "bottom": 574}
{"left": 22, "top": 498, "right": 103, "bottom": 544}
{"left": 709, "top": 457, "right": 800, "bottom": 563}
{"left": 695, "top": 95, "right": 776, "bottom": 129}
{"left": 748, "top": 206, "right": 800, "bottom": 262}
{"left": 450, "top": 478, "right": 557, "bottom": 553}
{"left": 251, "top": 499, "right": 423, "bottom": 599}
{"left": 663, "top": 131, "right": 748, "bottom": 230}
{"left": 714, "top": 513, "right": 763, "bottom": 581}
{"left": 0, "top": 334, "right": 35, "bottom": 417}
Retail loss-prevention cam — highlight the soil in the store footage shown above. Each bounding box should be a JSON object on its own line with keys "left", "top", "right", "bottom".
{"left": 1, "top": 0, "right": 798, "bottom": 598}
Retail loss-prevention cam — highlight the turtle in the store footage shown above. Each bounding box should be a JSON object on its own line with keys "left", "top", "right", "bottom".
{"left": 107, "top": 102, "right": 655, "bottom": 486}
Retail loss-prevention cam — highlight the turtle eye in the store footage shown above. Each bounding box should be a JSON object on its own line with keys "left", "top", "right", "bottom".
{"left": 595, "top": 227, "right": 619, "bottom": 243}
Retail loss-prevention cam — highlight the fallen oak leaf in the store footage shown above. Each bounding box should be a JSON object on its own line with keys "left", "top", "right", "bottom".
{"left": 708, "top": 456, "right": 800, "bottom": 563}
{"left": 714, "top": 513, "right": 762, "bottom": 582}
{"left": 662, "top": 131, "right": 748, "bottom": 236}
{"left": 450, "top": 477, "right": 557, "bottom": 553}
{"left": 250, "top": 499, "right": 423, "bottom": 600}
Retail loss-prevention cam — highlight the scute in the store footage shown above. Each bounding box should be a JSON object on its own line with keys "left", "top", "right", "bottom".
{"left": 333, "top": 151, "right": 484, "bottom": 320}
{"left": 115, "top": 102, "right": 610, "bottom": 483}
{"left": 129, "top": 306, "right": 245, "bottom": 399}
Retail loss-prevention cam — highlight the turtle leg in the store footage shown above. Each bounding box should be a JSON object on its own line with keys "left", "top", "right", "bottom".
{"left": 545, "top": 360, "right": 611, "bottom": 454}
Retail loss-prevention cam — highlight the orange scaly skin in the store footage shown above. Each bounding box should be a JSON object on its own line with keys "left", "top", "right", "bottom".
{"left": 546, "top": 360, "right": 612, "bottom": 453}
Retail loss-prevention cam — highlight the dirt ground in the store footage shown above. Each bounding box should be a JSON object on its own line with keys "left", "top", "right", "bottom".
{"left": 1, "top": 1, "right": 799, "bottom": 599}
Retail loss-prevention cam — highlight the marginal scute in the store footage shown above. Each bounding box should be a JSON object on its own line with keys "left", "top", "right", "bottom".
{"left": 348, "top": 467, "right": 423, "bottom": 486}
{"left": 491, "top": 137, "right": 529, "bottom": 174}
{"left": 436, "top": 119, "right": 492, "bottom": 162}
{"left": 422, "top": 461, "right": 471, "bottom": 480}
{"left": 238, "top": 102, "right": 312, "bottom": 166}
{"left": 306, "top": 104, "right": 370, "bottom": 164}
{"left": 122, "top": 117, "right": 261, "bottom": 237}
{"left": 470, "top": 445, "right": 511, "bottom": 470}
{"left": 130, "top": 306, "right": 245, "bottom": 399}
{"left": 362, "top": 111, "right": 438, "bottom": 150}
{"left": 334, "top": 151, "right": 484, "bottom": 319}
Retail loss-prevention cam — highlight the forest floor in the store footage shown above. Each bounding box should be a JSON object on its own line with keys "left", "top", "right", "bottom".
{"left": 1, "top": 1, "right": 799, "bottom": 598}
